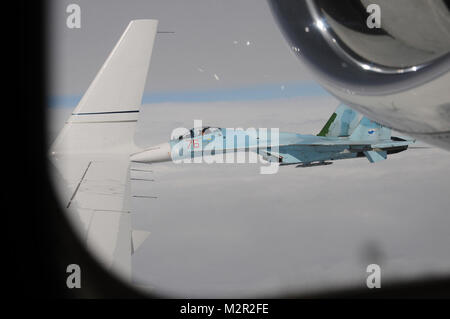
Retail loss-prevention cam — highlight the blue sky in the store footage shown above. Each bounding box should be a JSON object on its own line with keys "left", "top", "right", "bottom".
{"left": 49, "top": 82, "right": 328, "bottom": 107}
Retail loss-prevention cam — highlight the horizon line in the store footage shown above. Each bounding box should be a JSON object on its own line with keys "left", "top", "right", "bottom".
{"left": 48, "top": 82, "right": 329, "bottom": 107}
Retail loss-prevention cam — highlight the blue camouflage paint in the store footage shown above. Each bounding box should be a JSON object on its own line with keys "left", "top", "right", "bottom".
{"left": 166, "top": 104, "right": 414, "bottom": 165}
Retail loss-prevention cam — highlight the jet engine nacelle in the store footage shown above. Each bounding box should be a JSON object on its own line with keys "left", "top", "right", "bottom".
{"left": 269, "top": 0, "right": 450, "bottom": 149}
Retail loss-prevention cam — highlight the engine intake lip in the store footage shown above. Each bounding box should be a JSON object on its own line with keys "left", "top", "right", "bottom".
{"left": 269, "top": 0, "right": 450, "bottom": 96}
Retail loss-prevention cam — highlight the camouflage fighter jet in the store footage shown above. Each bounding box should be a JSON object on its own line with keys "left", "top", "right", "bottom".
{"left": 130, "top": 104, "right": 415, "bottom": 166}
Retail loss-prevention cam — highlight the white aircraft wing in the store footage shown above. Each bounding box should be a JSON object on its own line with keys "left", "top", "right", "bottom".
{"left": 49, "top": 20, "right": 158, "bottom": 281}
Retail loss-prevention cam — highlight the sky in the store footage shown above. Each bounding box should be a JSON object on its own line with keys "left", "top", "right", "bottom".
{"left": 49, "top": 0, "right": 312, "bottom": 98}
{"left": 48, "top": 0, "right": 450, "bottom": 297}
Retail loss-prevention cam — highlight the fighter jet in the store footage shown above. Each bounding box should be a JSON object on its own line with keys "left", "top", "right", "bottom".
{"left": 130, "top": 104, "right": 415, "bottom": 166}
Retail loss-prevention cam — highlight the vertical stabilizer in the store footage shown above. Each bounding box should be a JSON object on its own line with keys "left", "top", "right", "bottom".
{"left": 349, "top": 117, "right": 391, "bottom": 141}
{"left": 317, "top": 104, "right": 362, "bottom": 137}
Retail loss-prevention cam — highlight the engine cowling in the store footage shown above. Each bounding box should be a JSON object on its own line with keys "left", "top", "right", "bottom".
{"left": 269, "top": 0, "right": 450, "bottom": 149}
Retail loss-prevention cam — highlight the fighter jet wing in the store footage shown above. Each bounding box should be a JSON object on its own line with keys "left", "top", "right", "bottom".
{"left": 301, "top": 139, "right": 388, "bottom": 147}
{"left": 290, "top": 137, "right": 413, "bottom": 148}
{"left": 262, "top": 137, "right": 412, "bottom": 165}
{"left": 49, "top": 20, "right": 157, "bottom": 280}
{"left": 259, "top": 139, "right": 379, "bottom": 163}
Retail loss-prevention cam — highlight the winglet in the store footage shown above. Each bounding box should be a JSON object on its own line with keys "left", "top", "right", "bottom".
{"left": 52, "top": 19, "right": 158, "bottom": 155}
{"left": 72, "top": 19, "right": 158, "bottom": 115}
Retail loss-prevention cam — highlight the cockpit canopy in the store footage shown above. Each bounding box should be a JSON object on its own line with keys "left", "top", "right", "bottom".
{"left": 174, "top": 126, "right": 222, "bottom": 140}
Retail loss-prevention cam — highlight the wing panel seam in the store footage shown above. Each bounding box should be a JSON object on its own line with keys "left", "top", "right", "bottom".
{"left": 67, "top": 161, "right": 92, "bottom": 208}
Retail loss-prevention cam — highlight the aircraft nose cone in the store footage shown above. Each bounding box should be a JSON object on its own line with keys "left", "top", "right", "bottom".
{"left": 130, "top": 143, "right": 171, "bottom": 163}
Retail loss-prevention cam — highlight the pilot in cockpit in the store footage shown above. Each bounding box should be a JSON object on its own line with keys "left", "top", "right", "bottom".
{"left": 177, "top": 127, "right": 221, "bottom": 140}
